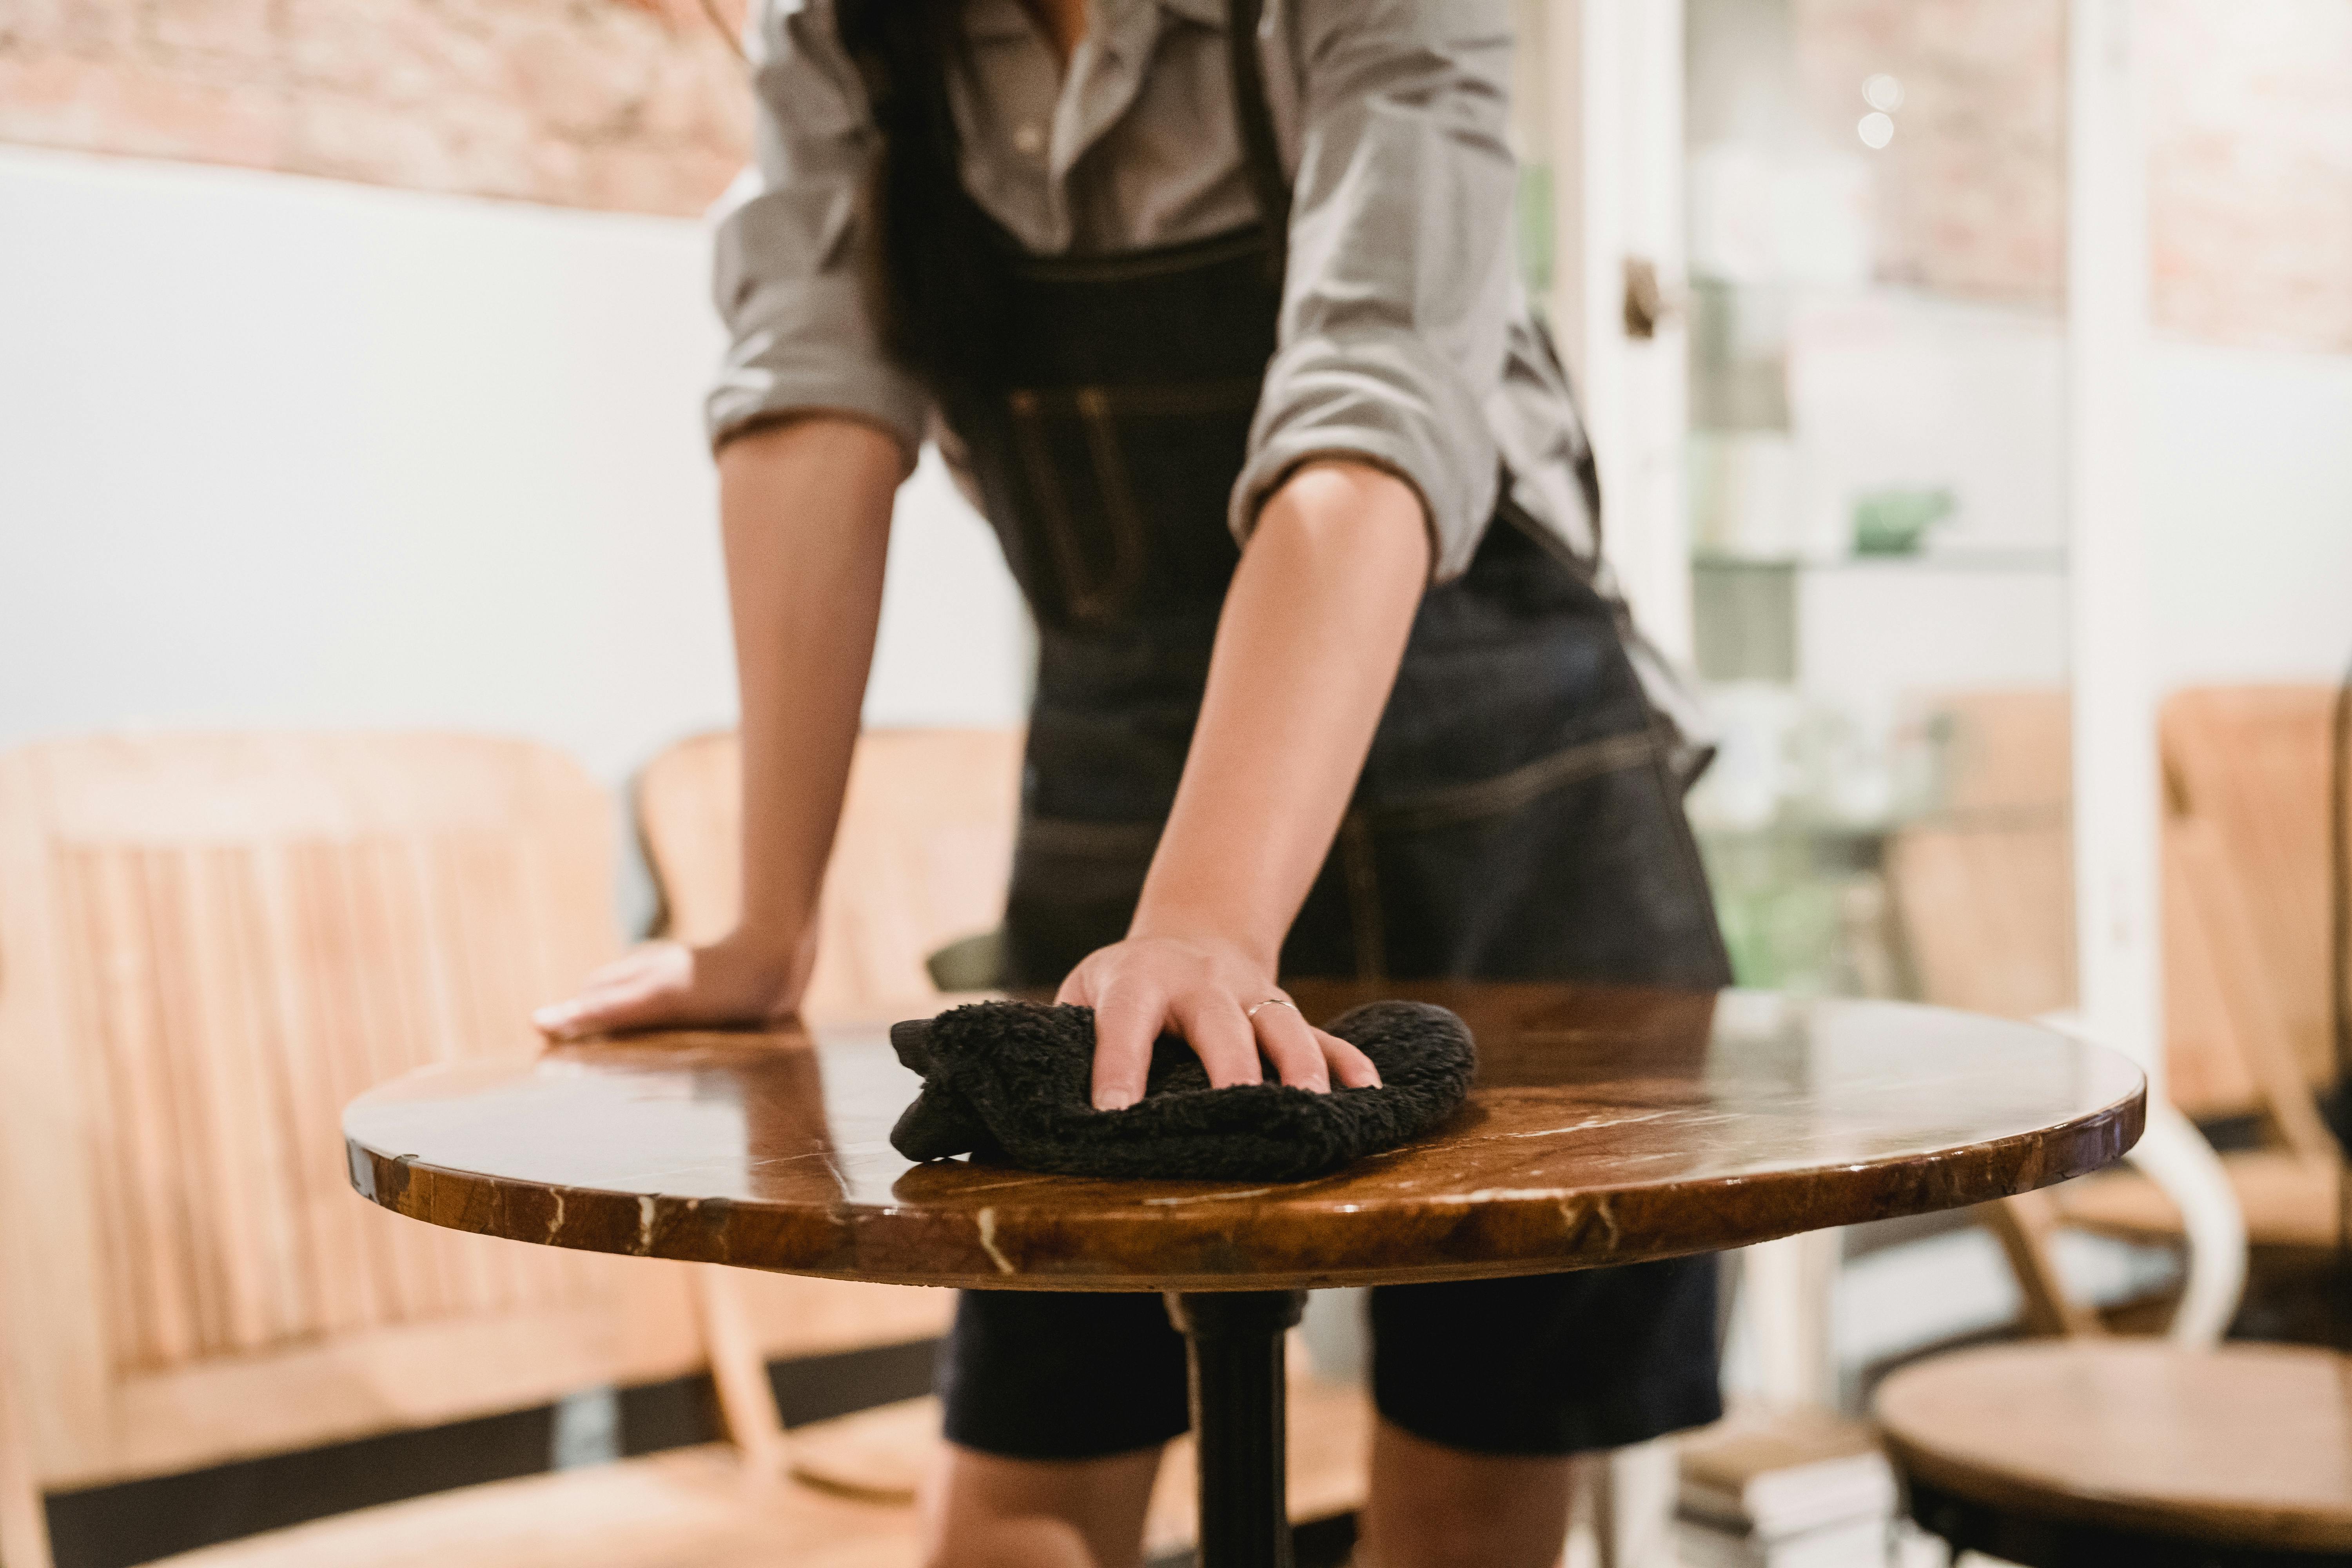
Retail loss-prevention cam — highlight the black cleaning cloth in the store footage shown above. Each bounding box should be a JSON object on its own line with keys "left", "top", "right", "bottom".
{"left": 887, "top": 999, "right": 1476, "bottom": 1181}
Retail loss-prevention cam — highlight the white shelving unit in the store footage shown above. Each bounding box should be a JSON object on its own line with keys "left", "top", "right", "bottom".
{"left": 1528, "top": 0, "right": 2176, "bottom": 1431}
{"left": 2066, "top": 0, "right": 2164, "bottom": 1089}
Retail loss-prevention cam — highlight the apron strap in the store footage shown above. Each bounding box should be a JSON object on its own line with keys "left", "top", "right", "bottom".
{"left": 1224, "top": 0, "right": 1291, "bottom": 280}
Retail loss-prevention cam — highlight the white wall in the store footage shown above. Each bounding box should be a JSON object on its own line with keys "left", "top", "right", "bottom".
{"left": 4, "top": 147, "right": 2345, "bottom": 899}
{"left": 0, "top": 148, "right": 1029, "bottom": 927}
{"left": 2145, "top": 337, "right": 2352, "bottom": 689}
{"left": 1771, "top": 301, "right": 2352, "bottom": 723}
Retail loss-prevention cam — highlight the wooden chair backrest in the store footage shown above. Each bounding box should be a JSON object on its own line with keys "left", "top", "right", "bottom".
{"left": 0, "top": 734, "right": 704, "bottom": 1500}
{"left": 1887, "top": 690, "right": 2077, "bottom": 1022}
{"left": 635, "top": 728, "right": 1025, "bottom": 1364}
{"left": 2162, "top": 687, "right": 2344, "bottom": 1155}
{"left": 638, "top": 728, "right": 1024, "bottom": 1016}
{"left": 1886, "top": 688, "right": 2268, "bottom": 1117}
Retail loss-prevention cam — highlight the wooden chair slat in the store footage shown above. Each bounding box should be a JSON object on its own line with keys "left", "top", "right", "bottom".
{"left": 635, "top": 729, "right": 1032, "bottom": 1368}
{"left": 2164, "top": 687, "right": 2347, "bottom": 1129}
{"left": 0, "top": 735, "right": 711, "bottom": 1497}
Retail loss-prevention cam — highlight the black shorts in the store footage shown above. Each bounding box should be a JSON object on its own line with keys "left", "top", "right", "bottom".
{"left": 939, "top": 1258, "right": 1724, "bottom": 1460}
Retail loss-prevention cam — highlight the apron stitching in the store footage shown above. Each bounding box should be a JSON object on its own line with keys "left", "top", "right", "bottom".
{"left": 1074, "top": 386, "right": 1151, "bottom": 614}
{"left": 1007, "top": 225, "right": 1267, "bottom": 284}
{"left": 1013, "top": 730, "right": 1663, "bottom": 858}
{"left": 1009, "top": 388, "right": 1117, "bottom": 625}
{"left": 1083, "top": 378, "right": 1265, "bottom": 417}
{"left": 1361, "top": 730, "right": 1661, "bottom": 835}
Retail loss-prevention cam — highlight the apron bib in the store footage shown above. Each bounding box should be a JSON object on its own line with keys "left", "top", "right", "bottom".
{"left": 839, "top": 0, "right": 1730, "bottom": 993}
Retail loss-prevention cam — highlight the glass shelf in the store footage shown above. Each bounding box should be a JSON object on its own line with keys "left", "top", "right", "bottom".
{"left": 1694, "top": 550, "right": 2069, "bottom": 574}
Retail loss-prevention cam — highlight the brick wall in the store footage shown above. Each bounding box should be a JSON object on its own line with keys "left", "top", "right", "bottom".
{"left": 1794, "top": 0, "right": 2068, "bottom": 307}
{"left": 2145, "top": 0, "right": 2352, "bottom": 355}
{"left": 2, "top": 0, "right": 2345, "bottom": 351}
{"left": 0, "top": 0, "right": 751, "bottom": 217}
{"left": 1794, "top": 0, "right": 2352, "bottom": 354}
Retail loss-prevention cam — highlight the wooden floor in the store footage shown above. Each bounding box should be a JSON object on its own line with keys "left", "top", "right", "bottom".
{"left": 147, "top": 1445, "right": 924, "bottom": 1568}
{"left": 787, "top": 1377, "right": 1375, "bottom": 1560}
{"left": 130, "top": 1377, "right": 1371, "bottom": 1568}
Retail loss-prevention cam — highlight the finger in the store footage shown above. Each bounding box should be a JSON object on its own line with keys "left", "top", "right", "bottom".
{"left": 1249, "top": 1003, "right": 1330, "bottom": 1092}
{"left": 584, "top": 950, "right": 655, "bottom": 982}
{"left": 534, "top": 996, "right": 612, "bottom": 1039}
{"left": 1176, "top": 994, "right": 1264, "bottom": 1089}
{"left": 533, "top": 993, "right": 606, "bottom": 1036}
{"left": 1089, "top": 985, "right": 1163, "bottom": 1110}
{"left": 1316, "top": 1027, "right": 1383, "bottom": 1089}
{"left": 534, "top": 982, "right": 660, "bottom": 1040}
{"left": 539, "top": 947, "right": 675, "bottom": 1024}
{"left": 593, "top": 942, "right": 682, "bottom": 984}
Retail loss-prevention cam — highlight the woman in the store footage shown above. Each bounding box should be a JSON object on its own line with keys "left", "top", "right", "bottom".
{"left": 535, "top": 2, "right": 1730, "bottom": 1563}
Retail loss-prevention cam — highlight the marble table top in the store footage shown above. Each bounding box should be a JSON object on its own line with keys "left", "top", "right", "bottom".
{"left": 344, "top": 982, "right": 2145, "bottom": 1292}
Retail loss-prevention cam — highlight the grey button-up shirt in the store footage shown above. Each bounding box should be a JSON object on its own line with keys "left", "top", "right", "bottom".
{"left": 707, "top": 0, "right": 1599, "bottom": 583}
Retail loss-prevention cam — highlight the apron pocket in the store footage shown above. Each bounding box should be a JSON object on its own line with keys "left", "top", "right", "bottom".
{"left": 1342, "top": 729, "right": 1732, "bottom": 989}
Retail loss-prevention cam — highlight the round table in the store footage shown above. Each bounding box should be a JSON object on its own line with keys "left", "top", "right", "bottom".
{"left": 345, "top": 981, "right": 2145, "bottom": 1568}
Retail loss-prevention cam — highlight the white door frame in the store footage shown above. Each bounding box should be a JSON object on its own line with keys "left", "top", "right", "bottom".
{"left": 1548, "top": 0, "right": 1695, "bottom": 665}
{"left": 2067, "top": 0, "right": 2164, "bottom": 1089}
{"left": 1547, "top": 0, "right": 2172, "bottom": 1413}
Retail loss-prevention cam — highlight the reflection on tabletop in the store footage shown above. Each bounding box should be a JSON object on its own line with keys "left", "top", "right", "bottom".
{"left": 346, "top": 982, "right": 2143, "bottom": 1292}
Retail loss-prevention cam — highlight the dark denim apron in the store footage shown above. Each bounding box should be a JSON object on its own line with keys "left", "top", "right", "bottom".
{"left": 841, "top": 0, "right": 1731, "bottom": 1460}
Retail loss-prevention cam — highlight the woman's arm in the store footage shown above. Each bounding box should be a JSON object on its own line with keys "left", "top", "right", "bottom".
{"left": 534, "top": 416, "right": 903, "bottom": 1038}
{"left": 1066, "top": 2, "right": 1525, "bottom": 1105}
{"left": 1058, "top": 457, "right": 1428, "bottom": 1106}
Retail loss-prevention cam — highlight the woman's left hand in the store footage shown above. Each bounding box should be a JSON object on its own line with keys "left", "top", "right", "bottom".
{"left": 1056, "top": 934, "right": 1382, "bottom": 1111}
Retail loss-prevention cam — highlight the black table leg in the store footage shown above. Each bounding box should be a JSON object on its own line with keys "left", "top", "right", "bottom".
{"left": 1166, "top": 1290, "right": 1307, "bottom": 1568}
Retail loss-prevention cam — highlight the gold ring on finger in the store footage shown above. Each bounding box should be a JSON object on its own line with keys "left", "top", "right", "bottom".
{"left": 1245, "top": 997, "right": 1298, "bottom": 1020}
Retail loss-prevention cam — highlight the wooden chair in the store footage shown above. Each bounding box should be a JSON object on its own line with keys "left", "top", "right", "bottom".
{"left": 1886, "top": 691, "right": 2249, "bottom": 1338}
{"left": 1884, "top": 690, "right": 2077, "bottom": 1024}
{"left": 1887, "top": 686, "right": 2280, "bottom": 1111}
{"left": 2054, "top": 688, "right": 2345, "bottom": 1259}
{"left": 1886, "top": 688, "right": 2337, "bottom": 1268}
{"left": 1881, "top": 1168, "right": 2352, "bottom": 1565}
{"left": 0, "top": 733, "right": 921, "bottom": 1568}
{"left": 633, "top": 727, "right": 1000, "bottom": 1501}
{"left": 637, "top": 728, "right": 1026, "bottom": 1015}
{"left": 632, "top": 727, "right": 1375, "bottom": 1546}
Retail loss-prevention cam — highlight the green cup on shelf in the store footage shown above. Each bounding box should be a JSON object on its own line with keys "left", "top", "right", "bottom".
{"left": 1850, "top": 487, "right": 1955, "bottom": 557}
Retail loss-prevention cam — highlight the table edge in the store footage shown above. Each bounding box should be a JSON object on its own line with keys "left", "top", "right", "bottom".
{"left": 342, "top": 1076, "right": 2145, "bottom": 1292}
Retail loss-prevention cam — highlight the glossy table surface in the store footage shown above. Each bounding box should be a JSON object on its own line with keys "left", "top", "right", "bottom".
{"left": 344, "top": 982, "right": 2145, "bottom": 1291}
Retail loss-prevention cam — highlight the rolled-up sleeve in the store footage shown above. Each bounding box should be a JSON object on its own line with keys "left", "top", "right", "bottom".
{"left": 1231, "top": 0, "right": 1519, "bottom": 582}
{"left": 704, "top": 0, "right": 931, "bottom": 456}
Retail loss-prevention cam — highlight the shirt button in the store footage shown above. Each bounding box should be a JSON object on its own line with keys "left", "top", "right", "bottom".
{"left": 1012, "top": 123, "right": 1046, "bottom": 157}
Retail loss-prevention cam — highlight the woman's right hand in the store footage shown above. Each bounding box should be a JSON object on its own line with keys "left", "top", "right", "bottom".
{"left": 531, "top": 928, "right": 813, "bottom": 1041}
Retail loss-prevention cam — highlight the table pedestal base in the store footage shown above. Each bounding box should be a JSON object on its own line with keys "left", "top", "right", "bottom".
{"left": 1166, "top": 1290, "right": 1308, "bottom": 1568}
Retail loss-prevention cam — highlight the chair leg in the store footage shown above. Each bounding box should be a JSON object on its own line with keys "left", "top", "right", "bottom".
{"left": 2033, "top": 1012, "right": 2249, "bottom": 1345}
{"left": 691, "top": 1266, "right": 790, "bottom": 1482}
{"left": 1590, "top": 1437, "right": 1679, "bottom": 1568}
{"left": 2125, "top": 1100, "right": 2248, "bottom": 1345}
{"left": 1733, "top": 1231, "right": 1840, "bottom": 1405}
